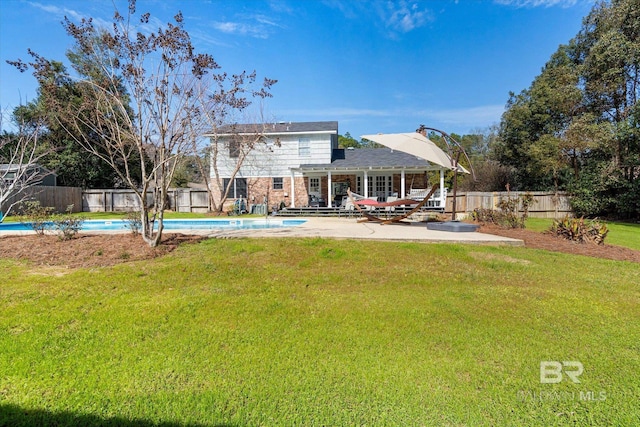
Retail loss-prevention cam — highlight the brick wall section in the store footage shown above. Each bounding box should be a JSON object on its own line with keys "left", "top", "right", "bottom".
{"left": 209, "top": 172, "right": 436, "bottom": 211}
{"left": 211, "top": 176, "right": 309, "bottom": 210}
{"left": 245, "top": 175, "right": 357, "bottom": 208}
{"left": 293, "top": 177, "right": 308, "bottom": 207}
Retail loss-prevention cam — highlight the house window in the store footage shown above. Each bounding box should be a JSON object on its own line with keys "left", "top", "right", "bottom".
{"left": 3, "top": 171, "right": 15, "bottom": 186}
{"left": 273, "top": 177, "right": 283, "bottom": 190}
{"left": 222, "top": 177, "right": 247, "bottom": 198}
{"left": 309, "top": 177, "right": 320, "bottom": 194}
{"left": 376, "top": 176, "right": 388, "bottom": 197}
{"left": 228, "top": 140, "right": 240, "bottom": 158}
{"left": 368, "top": 175, "right": 392, "bottom": 197}
{"left": 298, "top": 138, "right": 310, "bottom": 157}
{"left": 356, "top": 176, "right": 362, "bottom": 195}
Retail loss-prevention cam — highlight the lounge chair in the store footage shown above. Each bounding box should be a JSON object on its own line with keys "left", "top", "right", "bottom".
{"left": 344, "top": 192, "right": 377, "bottom": 211}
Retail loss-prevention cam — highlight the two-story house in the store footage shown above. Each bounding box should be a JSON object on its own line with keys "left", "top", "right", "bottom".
{"left": 207, "top": 121, "right": 450, "bottom": 211}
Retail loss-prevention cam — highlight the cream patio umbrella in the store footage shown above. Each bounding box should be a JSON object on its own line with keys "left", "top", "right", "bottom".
{"left": 361, "top": 131, "right": 472, "bottom": 220}
{"left": 360, "top": 132, "right": 470, "bottom": 173}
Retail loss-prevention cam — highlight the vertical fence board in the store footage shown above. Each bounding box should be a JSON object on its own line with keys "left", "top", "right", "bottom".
{"left": 3, "top": 187, "right": 573, "bottom": 218}
{"left": 81, "top": 188, "right": 209, "bottom": 213}
{"left": 445, "top": 191, "right": 572, "bottom": 219}
{"left": 1, "top": 186, "right": 83, "bottom": 214}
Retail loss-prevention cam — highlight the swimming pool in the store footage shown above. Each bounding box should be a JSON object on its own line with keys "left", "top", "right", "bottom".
{"left": 0, "top": 218, "right": 307, "bottom": 232}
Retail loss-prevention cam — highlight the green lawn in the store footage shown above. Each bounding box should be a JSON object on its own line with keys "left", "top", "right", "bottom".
{"left": 526, "top": 217, "right": 640, "bottom": 251}
{"left": 1, "top": 238, "right": 639, "bottom": 426}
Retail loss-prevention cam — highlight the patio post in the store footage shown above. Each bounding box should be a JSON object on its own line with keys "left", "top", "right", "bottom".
{"left": 327, "top": 171, "right": 332, "bottom": 207}
{"left": 290, "top": 170, "right": 296, "bottom": 208}
{"left": 363, "top": 171, "right": 369, "bottom": 198}
{"left": 440, "top": 169, "right": 445, "bottom": 207}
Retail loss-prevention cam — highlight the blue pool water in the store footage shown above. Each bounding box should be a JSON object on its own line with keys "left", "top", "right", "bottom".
{"left": 0, "top": 218, "right": 307, "bottom": 232}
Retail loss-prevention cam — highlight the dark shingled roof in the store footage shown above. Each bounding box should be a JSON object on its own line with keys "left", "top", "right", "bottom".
{"left": 214, "top": 121, "right": 338, "bottom": 135}
{"left": 300, "top": 148, "right": 433, "bottom": 170}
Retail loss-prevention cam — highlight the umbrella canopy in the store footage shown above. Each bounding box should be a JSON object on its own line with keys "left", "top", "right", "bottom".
{"left": 361, "top": 132, "right": 469, "bottom": 173}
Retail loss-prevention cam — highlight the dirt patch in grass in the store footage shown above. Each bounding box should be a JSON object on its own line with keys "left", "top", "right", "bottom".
{"left": 0, "top": 233, "right": 205, "bottom": 268}
{"left": 478, "top": 224, "right": 640, "bottom": 263}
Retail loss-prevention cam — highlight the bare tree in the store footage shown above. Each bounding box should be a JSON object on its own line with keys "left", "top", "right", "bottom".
{"left": 191, "top": 76, "right": 277, "bottom": 213}
{"left": 10, "top": 0, "right": 274, "bottom": 245}
{"left": 208, "top": 121, "right": 277, "bottom": 212}
{"left": 0, "top": 110, "right": 51, "bottom": 220}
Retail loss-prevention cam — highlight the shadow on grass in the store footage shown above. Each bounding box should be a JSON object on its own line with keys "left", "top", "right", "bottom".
{"left": 0, "top": 404, "right": 236, "bottom": 427}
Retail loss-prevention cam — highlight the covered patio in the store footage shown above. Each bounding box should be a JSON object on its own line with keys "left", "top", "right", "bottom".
{"left": 285, "top": 131, "right": 466, "bottom": 214}
{"left": 285, "top": 147, "right": 446, "bottom": 211}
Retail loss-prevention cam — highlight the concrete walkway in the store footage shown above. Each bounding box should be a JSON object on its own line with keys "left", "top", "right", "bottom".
{"left": 207, "top": 217, "right": 524, "bottom": 246}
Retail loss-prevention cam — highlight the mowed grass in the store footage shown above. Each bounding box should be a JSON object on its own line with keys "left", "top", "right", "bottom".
{"left": 526, "top": 217, "right": 640, "bottom": 251}
{"left": 1, "top": 238, "right": 639, "bottom": 426}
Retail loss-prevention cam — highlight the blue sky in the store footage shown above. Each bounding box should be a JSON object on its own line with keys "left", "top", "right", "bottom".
{"left": 1, "top": 0, "right": 594, "bottom": 138}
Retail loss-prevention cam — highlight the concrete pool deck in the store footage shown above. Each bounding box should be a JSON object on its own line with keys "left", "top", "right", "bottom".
{"left": 207, "top": 217, "right": 524, "bottom": 246}
{"left": 0, "top": 217, "right": 524, "bottom": 246}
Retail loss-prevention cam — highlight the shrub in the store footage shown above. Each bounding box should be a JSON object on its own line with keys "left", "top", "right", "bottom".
{"left": 20, "top": 201, "right": 54, "bottom": 235}
{"left": 471, "top": 208, "right": 501, "bottom": 224}
{"left": 124, "top": 210, "right": 142, "bottom": 235}
{"left": 472, "top": 192, "right": 536, "bottom": 229}
{"left": 550, "top": 216, "right": 608, "bottom": 245}
{"left": 51, "top": 205, "right": 85, "bottom": 241}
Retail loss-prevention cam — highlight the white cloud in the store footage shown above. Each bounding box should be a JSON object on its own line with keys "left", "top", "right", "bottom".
{"left": 275, "top": 104, "right": 504, "bottom": 133}
{"left": 493, "top": 0, "right": 579, "bottom": 8}
{"left": 211, "top": 21, "right": 269, "bottom": 39}
{"left": 323, "top": 0, "right": 433, "bottom": 38}
{"left": 27, "top": 2, "right": 62, "bottom": 14}
{"left": 210, "top": 12, "right": 284, "bottom": 39}
{"left": 28, "top": 1, "right": 113, "bottom": 32}
{"left": 188, "top": 28, "right": 231, "bottom": 48}
{"left": 384, "top": 1, "right": 432, "bottom": 33}
{"left": 276, "top": 107, "right": 394, "bottom": 118}
{"left": 268, "top": 0, "right": 294, "bottom": 15}
{"left": 278, "top": 104, "right": 503, "bottom": 120}
{"left": 253, "top": 14, "right": 281, "bottom": 28}
{"left": 418, "top": 104, "right": 505, "bottom": 127}
{"left": 321, "top": 0, "right": 359, "bottom": 19}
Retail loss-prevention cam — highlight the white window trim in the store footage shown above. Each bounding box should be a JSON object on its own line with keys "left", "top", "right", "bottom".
{"left": 298, "top": 138, "right": 311, "bottom": 157}
{"left": 309, "top": 177, "right": 320, "bottom": 194}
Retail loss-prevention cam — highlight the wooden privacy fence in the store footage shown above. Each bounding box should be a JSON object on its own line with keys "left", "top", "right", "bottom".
{"left": 3, "top": 187, "right": 572, "bottom": 218}
{"left": 1, "top": 186, "right": 83, "bottom": 214}
{"left": 445, "top": 191, "right": 572, "bottom": 219}
{"left": 82, "top": 188, "right": 209, "bottom": 213}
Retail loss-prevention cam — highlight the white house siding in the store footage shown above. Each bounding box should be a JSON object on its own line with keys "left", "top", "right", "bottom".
{"left": 209, "top": 125, "right": 337, "bottom": 210}
{"left": 210, "top": 132, "right": 334, "bottom": 179}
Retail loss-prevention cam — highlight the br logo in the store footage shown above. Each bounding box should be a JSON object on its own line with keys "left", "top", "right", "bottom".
{"left": 540, "top": 361, "right": 584, "bottom": 384}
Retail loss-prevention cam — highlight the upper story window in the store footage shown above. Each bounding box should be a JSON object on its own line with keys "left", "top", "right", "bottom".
{"left": 298, "top": 138, "right": 310, "bottom": 157}
{"left": 228, "top": 140, "right": 240, "bottom": 158}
